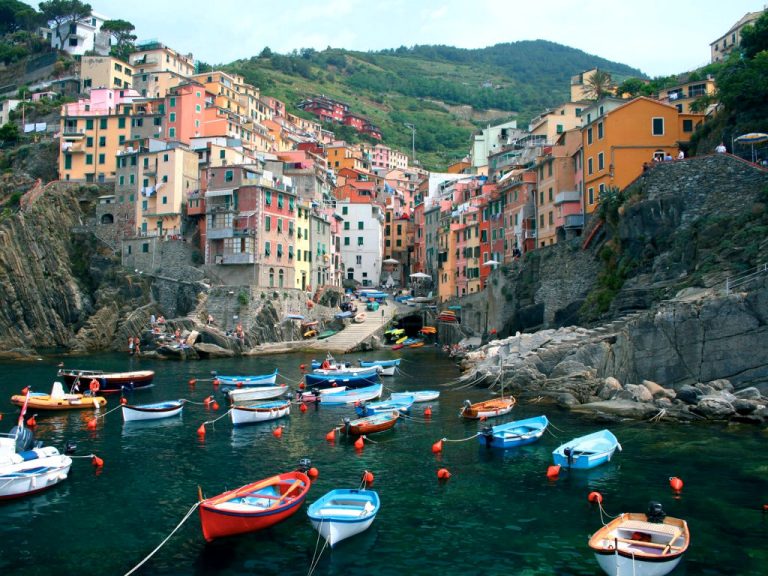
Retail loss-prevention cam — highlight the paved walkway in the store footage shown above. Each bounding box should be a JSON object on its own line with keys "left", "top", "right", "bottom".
{"left": 307, "top": 303, "right": 398, "bottom": 353}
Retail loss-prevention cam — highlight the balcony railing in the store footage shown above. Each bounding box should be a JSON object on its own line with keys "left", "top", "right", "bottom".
{"left": 563, "top": 214, "right": 585, "bottom": 229}
{"left": 207, "top": 227, "right": 234, "bottom": 240}
{"left": 215, "top": 253, "right": 255, "bottom": 265}
{"left": 554, "top": 190, "right": 581, "bottom": 205}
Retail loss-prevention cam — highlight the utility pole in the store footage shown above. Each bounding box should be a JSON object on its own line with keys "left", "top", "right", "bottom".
{"left": 404, "top": 123, "right": 416, "bottom": 164}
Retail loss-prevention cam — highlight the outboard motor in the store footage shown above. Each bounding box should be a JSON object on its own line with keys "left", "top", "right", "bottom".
{"left": 296, "top": 458, "right": 312, "bottom": 474}
{"left": 564, "top": 447, "right": 574, "bottom": 468}
{"left": 481, "top": 426, "right": 494, "bottom": 448}
{"left": 343, "top": 417, "right": 351, "bottom": 435}
{"left": 11, "top": 425, "right": 35, "bottom": 452}
{"left": 646, "top": 501, "right": 666, "bottom": 523}
{"left": 65, "top": 440, "right": 77, "bottom": 454}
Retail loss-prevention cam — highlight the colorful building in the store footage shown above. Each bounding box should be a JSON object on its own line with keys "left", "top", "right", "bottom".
{"left": 657, "top": 77, "right": 717, "bottom": 115}
{"left": 164, "top": 82, "right": 206, "bottom": 143}
{"left": 710, "top": 10, "right": 765, "bottom": 62}
{"left": 80, "top": 56, "right": 134, "bottom": 92}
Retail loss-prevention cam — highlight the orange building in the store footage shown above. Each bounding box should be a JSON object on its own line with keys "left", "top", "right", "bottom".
{"left": 582, "top": 97, "right": 704, "bottom": 212}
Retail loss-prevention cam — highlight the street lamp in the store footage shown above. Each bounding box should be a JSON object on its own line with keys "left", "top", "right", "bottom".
{"left": 404, "top": 123, "right": 416, "bottom": 164}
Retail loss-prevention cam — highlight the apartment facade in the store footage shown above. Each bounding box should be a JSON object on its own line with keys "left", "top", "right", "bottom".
{"left": 80, "top": 56, "right": 134, "bottom": 92}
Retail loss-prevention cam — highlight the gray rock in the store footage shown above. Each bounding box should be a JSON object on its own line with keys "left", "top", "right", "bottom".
{"left": 626, "top": 383, "right": 653, "bottom": 403}
{"left": 733, "top": 387, "right": 762, "bottom": 400}
{"left": 707, "top": 379, "right": 734, "bottom": 392}
{"left": 695, "top": 383, "right": 717, "bottom": 396}
{"left": 571, "top": 400, "right": 659, "bottom": 419}
{"left": 641, "top": 379, "right": 666, "bottom": 398}
{"left": 676, "top": 385, "right": 703, "bottom": 405}
{"left": 692, "top": 396, "right": 735, "bottom": 419}
{"left": 556, "top": 392, "right": 581, "bottom": 407}
{"left": 732, "top": 398, "right": 758, "bottom": 415}
{"left": 550, "top": 360, "right": 593, "bottom": 379}
{"left": 597, "top": 377, "right": 622, "bottom": 400}
{"left": 194, "top": 342, "right": 236, "bottom": 358}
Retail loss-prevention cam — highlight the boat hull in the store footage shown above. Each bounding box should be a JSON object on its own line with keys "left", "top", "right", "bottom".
{"left": 0, "top": 441, "right": 72, "bottom": 500}
{"left": 479, "top": 415, "right": 549, "bottom": 449}
{"left": 215, "top": 371, "right": 278, "bottom": 390}
{"left": 391, "top": 391, "right": 439, "bottom": 403}
{"left": 305, "top": 371, "right": 380, "bottom": 390}
{"left": 11, "top": 393, "right": 107, "bottom": 411}
{"left": 317, "top": 384, "right": 383, "bottom": 406}
{"left": 307, "top": 489, "right": 380, "bottom": 547}
{"left": 228, "top": 385, "right": 289, "bottom": 405}
{"left": 122, "top": 401, "right": 184, "bottom": 422}
{"left": 231, "top": 401, "right": 290, "bottom": 426}
{"left": 595, "top": 553, "right": 681, "bottom": 576}
{"left": 199, "top": 471, "right": 310, "bottom": 542}
{"left": 552, "top": 429, "right": 621, "bottom": 470}
{"left": 58, "top": 369, "right": 154, "bottom": 394}
{"left": 344, "top": 410, "right": 399, "bottom": 435}
{"left": 459, "top": 398, "right": 515, "bottom": 420}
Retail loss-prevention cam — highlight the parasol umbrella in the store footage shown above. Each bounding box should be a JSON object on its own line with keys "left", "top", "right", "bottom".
{"left": 482, "top": 259, "right": 500, "bottom": 267}
{"left": 382, "top": 258, "right": 399, "bottom": 265}
{"left": 734, "top": 133, "right": 768, "bottom": 162}
{"left": 409, "top": 272, "right": 431, "bottom": 279}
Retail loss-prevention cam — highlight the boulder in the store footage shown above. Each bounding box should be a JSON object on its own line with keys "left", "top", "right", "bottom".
{"left": 556, "top": 392, "right": 581, "bottom": 407}
{"left": 625, "top": 383, "right": 653, "bottom": 403}
{"left": 732, "top": 398, "right": 758, "bottom": 415}
{"left": 733, "top": 387, "right": 762, "bottom": 400}
{"left": 695, "top": 383, "right": 717, "bottom": 396}
{"left": 549, "top": 360, "right": 594, "bottom": 379}
{"left": 641, "top": 379, "right": 666, "bottom": 398}
{"left": 707, "top": 379, "right": 734, "bottom": 392}
{"left": 571, "top": 400, "right": 659, "bottom": 419}
{"left": 194, "top": 342, "right": 236, "bottom": 358}
{"left": 692, "top": 396, "right": 735, "bottom": 419}
{"left": 676, "top": 385, "right": 703, "bottom": 405}
{"left": 597, "top": 377, "right": 623, "bottom": 400}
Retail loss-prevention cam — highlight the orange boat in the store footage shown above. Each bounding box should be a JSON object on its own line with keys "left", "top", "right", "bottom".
{"left": 343, "top": 410, "right": 399, "bottom": 435}
{"left": 198, "top": 471, "right": 311, "bottom": 542}
{"left": 459, "top": 397, "right": 515, "bottom": 420}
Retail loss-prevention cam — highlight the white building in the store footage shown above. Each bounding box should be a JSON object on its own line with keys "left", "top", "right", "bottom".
{"left": 45, "top": 12, "right": 110, "bottom": 56}
{"left": 0, "top": 99, "right": 23, "bottom": 126}
{"left": 337, "top": 200, "right": 384, "bottom": 287}
{"left": 470, "top": 120, "right": 522, "bottom": 169}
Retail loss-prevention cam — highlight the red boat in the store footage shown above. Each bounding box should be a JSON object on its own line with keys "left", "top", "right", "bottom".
{"left": 56, "top": 369, "right": 155, "bottom": 394}
{"left": 343, "top": 410, "right": 399, "bottom": 436}
{"left": 198, "top": 471, "right": 311, "bottom": 542}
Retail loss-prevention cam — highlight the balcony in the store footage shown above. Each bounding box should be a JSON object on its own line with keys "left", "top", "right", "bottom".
{"left": 554, "top": 190, "right": 581, "bottom": 205}
{"left": 61, "top": 141, "right": 85, "bottom": 153}
{"left": 61, "top": 130, "right": 85, "bottom": 140}
{"left": 207, "top": 226, "right": 234, "bottom": 240}
{"left": 214, "top": 253, "right": 255, "bottom": 265}
{"left": 563, "top": 214, "right": 585, "bottom": 229}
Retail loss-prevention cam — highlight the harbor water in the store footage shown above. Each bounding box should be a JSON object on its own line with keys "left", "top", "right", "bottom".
{"left": 0, "top": 349, "right": 766, "bottom": 575}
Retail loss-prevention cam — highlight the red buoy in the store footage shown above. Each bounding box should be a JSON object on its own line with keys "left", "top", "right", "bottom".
{"left": 91, "top": 455, "right": 104, "bottom": 468}
{"left": 362, "top": 470, "right": 374, "bottom": 485}
{"left": 300, "top": 403, "right": 308, "bottom": 413}
{"left": 762, "top": 504, "right": 768, "bottom": 512}
{"left": 308, "top": 467, "right": 319, "bottom": 479}
{"left": 588, "top": 491, "right": 603, "bottom": 504}
{"left": 424, "top": 406, "right": 432, "bottom": 417}
{"left": 26, "top": 415, "right": 36, "bottom": 427}
{"left": 188, "top": 378, "right": 197, "bottom": 386}
{"left": 669, "top": 477, "right": 684, "bottom": 492}
{"left": 546, "top": 465, "right": 561, "bottom": 479}
{"left": 120, "top": 397, "right": 127, "bottom": 405}
{"left": 325, "top": 429, "right": 336, "bottom": 442}
{"left": 212, "top": 379, "right": 220, "bottom": 387}
{"left": 354, "top": 436, "right": 365, "bottom": 450}
{"left": 299, "top": 382, "right": 306, "bottom": 390}
{"left": 236, "top": 381, "right": 244, "bottom": 388}
{"left": 21, "top": 386, "right": 30, "bottom": 395}
{"left": 431, "top": 440, "right": 443, "bottom": 454}
{"left": 272, "top": 426, "right": 283, "bottom": 438}
{"left": 197, "top": 424, "right": 206, "bottom": 437}
{"left": 299, "top": 364, "right": 307, "bottom": 371}
{"left": 211, "top": 401, "right": 220, "bottom": 411}
{"left": 86, "top": 418, "right": 97, "bottom": 430}
{"left": 437, "top": 468, "right": 451, "bottom": 480}
{"left": 203, "top": 396, "right": 212, "bottom": 407}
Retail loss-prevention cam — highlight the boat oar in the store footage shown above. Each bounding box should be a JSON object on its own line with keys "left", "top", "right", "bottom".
{"left": 265, "top": 479, "right": 304, "bottom": 510}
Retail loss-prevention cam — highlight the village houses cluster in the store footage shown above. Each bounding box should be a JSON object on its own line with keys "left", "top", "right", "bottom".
{"left": 13, "top": 8, "right": 760, "bottom": 302}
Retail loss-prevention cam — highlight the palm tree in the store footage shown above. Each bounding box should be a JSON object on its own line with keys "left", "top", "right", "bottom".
{"left": 583, "top": 69, "right": 614, "bottom": 100}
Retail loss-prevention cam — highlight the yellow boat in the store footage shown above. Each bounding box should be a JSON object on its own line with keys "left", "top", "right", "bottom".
{"left": 395, "top": 335, "right": 408, "bottom": 344}
{"left": 303, "top": 329, "right": 318, "bottom": 338}
{"left": 11, "top": 382, "right": 107, "bottom": 411}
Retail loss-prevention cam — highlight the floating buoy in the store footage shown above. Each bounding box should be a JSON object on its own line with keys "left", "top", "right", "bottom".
{"left": 479, "top": 416, "right": 487, "bottom": 422}
{"left": 212, "top": 379, "right": 220, "bottom": 387}
{"left": 86, "top": 418, "right": 97, "bottom": 430}
{"left": 203, "top": 396, "right": 212, "bottom": 407}
{"left": 354, "top": 436, "right": 365, "bottom": 450}
{"left": 211, "top": 401, "right": 220, "bottom": 411}
{"left": 91, "top": 455, "right": 104, "bottom": 468}
{"left": 197, "top": 424, "right": 206, "bottom": 437}
{"left": 437, "top": 468, "right": 451, "bottom": 480}
{"left": 299, "top": 382, "right": 305, "bottom": 390}
{"left": 299, "top": 364, "right": 307, "bottom": 371}
{"left": 325, "top": 430, "right": 336, "bottom": 442}
{"left": 21, "top": 386, "right": 29, "bottom": 395}
{"left": 308, "top": 467, "right": 319, "bottom": 479}
{"left": 431, "top": 440, "right": 443, "bottom": 454}
{"left": 26, "top": 415, "right": 36, "bottom": 427}
{"left": 188, "top": 378, "right": 197, "bottom": 386}
{"left": 763, "top": 504, "right": 768, "bottom": 512}
{"left": 120, "top": 397, "right": 127, "bottom": 405}
{"left": 490, "top": 328, "right": 497, "bottom": 335}
{"left": 424, "top": 406, "right": 432, "bottom": 417}
{"left": 272, "top": 426, "right": 283, "bottom": 438}
{"left": 362, "top": 470, "right": 374, "bottom": 485}
{"left": 588, "top": 491, "right": 603, "bottom": 504}
{"left": 669, "top": 477, "right": 684, "bottom": 492}
{"left": 236, "top": 381, "right": 244, "bottom": 388}
{"left": 546, "top": 465, "right": 561, "bottom": 479}
{"left": 300, "top": 403, "right": 308, "bottom": 413}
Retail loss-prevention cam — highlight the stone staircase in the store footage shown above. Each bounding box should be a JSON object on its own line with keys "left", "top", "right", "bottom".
{"left": 307, "top": 304, "right": 397, "bottom": 353}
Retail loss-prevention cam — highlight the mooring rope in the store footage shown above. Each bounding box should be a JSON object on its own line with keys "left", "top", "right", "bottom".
{"left": 441, "top": 433, "right": 480, "bottom": 443}
{"left": 598, "top": 500, "right": 620, "bottom": 525}
{"left": 123, "top": 501, "right": 200, "bottom": 576}
{"left": 307, "top": 521, "right": 329, "bottom": 576}
{"left": 201, "top": 409, "right": 232, "bottom": 430}
{"left": 92, "top": 404, "right": 122, "bottom": 420}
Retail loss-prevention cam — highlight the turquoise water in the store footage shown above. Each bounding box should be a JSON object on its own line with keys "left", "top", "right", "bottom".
{"left": 0, "top": 349, "right": 766, "bottom": 575}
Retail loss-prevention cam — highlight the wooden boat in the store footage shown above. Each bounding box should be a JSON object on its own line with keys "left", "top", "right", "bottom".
{"left": 122, "top": 400, "right": 184, "bottom": 422}
{"left": 395, "top": 335, "right": 408, "bottom": 344}
{"left": 11, "top": 382, "right": 106, "bottom": 411}
{"left": 478, "top": 415, "right": 549, "bottom": 449}
{"left": 230, "top": 400, "right": 291, "bottom": 427}
{"left": 0, "top": 426, "right": 72, "bottom": 500}
{"left": 295, "top": 386, "right": 347, "bottom": 404}
{"left": 317, "top": 330, "right": 337, "bottom": 340}
{"left": 353, "top": 312, "right": 367, "bottom": 323}
{"left": 355, "top": 395, "right": 413, "bottom": 417}
{"left": 409, "top": 340, "right": 424, "bottom": 348}
{"left": 391, "top": 344, "right": 404, "bottom": 350}
{"left": 589, "top": 503, "right": 690, "bottom": 576}
{"left": 307, "top": 488, "right": 380, "bottom": 547}
{"left": 304, "top": 369, "right": 380, "bottom": 390}
{"left": 552, "top": 429, "right": 621, "bottom": 470}
{"left": 214, "top": 369, "right": 278, "bottom": 389}
{"left": 318, "top": 384, "right": 383, "bottom": 406}
{"left": 227, "top": 384, "right": 289, "bottom": 405}
{"left": 459, "top": 396, "right": 515, "bottom": 420}
{"left": 57, "top": 368, "right": 155, "bottom": 394}
{"left": 198, "top": 470, "right": 311, "bottom": 542}
{"left": 390, "top": 390, "right": 440, "bottom": 403}
{"left": 343, "top": 410, "right": 399, "bottom": 435}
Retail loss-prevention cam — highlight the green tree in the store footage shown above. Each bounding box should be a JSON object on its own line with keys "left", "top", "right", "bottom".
{"left": 740, "top": 12, "right": 768, "bottom": 60}
{"left": 0, "top": 0, "right": 41, "bottom": 34}
{"left": 101, "top": 19, "right": 136, "bottom": 61}
{"left": 616, "top": 77, "right": 652, "bottom": 98}
{"left": 39, "top": 0, "right": 92, "bottom": 50}
{"left": 0, "top": 122, "right": 19, "bottom": 145}
{"left": 583, "top": 69, "right": 614, "bottom": 100}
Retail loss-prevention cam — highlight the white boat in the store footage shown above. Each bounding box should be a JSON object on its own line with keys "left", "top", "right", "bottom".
{"left": 390, "top": 390, "right": 440, "bottom": 403}
{"left": 121, "top": 400, "right": 185, "bottom": 422}
{"left": 307, "top": 488, "right": 380, "bottom": 547}
{"left": 214, "top": 370, "right": 279, "bottom": 389}
{"left": 312, "top": 366, "right": 381, "bottom": 377}
{"left": 0, "top": 427, "right": 72, "bottom": 500}
{"left": 228, "top": 384, "right": 289, "bottom": 405}
{"left": 317, "top": 384, "right": 383, "bottom": 406}
{"left": 230, "top": 400, "right": 291, "bottom": 427}
{"left": 589, "top": 503, "right": 690, "bottom": 576}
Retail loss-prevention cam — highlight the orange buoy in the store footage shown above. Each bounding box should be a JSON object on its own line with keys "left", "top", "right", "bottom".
{"left": 300, "top": 403, "right": 308, "bottom": 413}
{"left": 362, "top": 470, "right": 374, "bottom": 485}
{"left": 212, "top": 379, "right": 220, "bottom": 387}
{"left": 437, "top": 468, "right": 451, "bottom": 480}
{"left": 197, "top": 424, "right": 206, "bottom": 437}
{"left": 272, "top": 426, "right": 283, "bottom": 438}
{"left": 546, "top": 465, "right": 561, "bottom": 479}
{"left": 325, "top": 429, "right": 336, "bottom": 442}
{"left": 21, "top": 386, "right": 29, "bottom": 395}
{"left": 236, "top": 381, "right": 244, "bottom": 388}
{"left": 424, "top": 406, "right": 432, "bottom": 417}
{"left": 211, "top": 401, "right": 220, "bottom": 411}
{"left": 91, "top": 455, "right": 104, "bottom": 468}
{"left": 188, "top": 378, "right": 197, "bottom": 386}
{"left": 203, "top": 396, "right": 212, "bottom": 407}
{"left": 354, "top": 436, "right": 365, "bottom": 450}
{"left": 120, "top": 397, "right": 127, "bottom": 405}
{"left": 308, "top": 467, "right": 319, "bottom": 479}
{"left": 588, "top": 491, "right": 603, "bottom": 504}
{"left": 89, "top": 379, "right": 100, "bottom": 394}
{"left": 299, "top": 382, "right": 306, "bottom": 390}
{"left": 26, "top": 415, "right": 36, "bottom": 427}
{"left": 669, "top": 477, "right": 684, "bottom": 492}
{"left": 431, "top": 440, "right": 443, "bottom": 453}
{"left": 299, "top": 364, "right": 307, "bottom": 371}
{"left": 86, "top": 418, "right": 97, "bottom": 430}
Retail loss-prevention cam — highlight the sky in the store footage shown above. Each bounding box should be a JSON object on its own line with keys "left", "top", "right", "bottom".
{"left": 34, "top": 0, "right": 766, "bottom": 77}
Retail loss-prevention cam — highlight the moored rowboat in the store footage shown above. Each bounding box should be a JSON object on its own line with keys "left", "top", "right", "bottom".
{"left": 227, "top": 384, "right": 289, "bottom": 405}
{"left": 57, "top": 368, "right": 154, "bottom": 394}
{"left": 390, "top": 390, "right": 440, "bottom": 403}
{"left": 343, "top": 410, "right": 399, "bottom": 435}
{"left": 307, "top": 488, "right": 380, "bottom": 547}
{"left": 459, "top": 397, "right": 515, "bottom": 420}
{"left": 552, "top": 429, "right": 621, "bottom": 470}
{"left": 198, "top": 470, "right": 311, "bottom": 541}
{"left": 11, "top": 382, "right": 106, "bottom": 411}
{"left": 317, "top": 384, "right": 383, "bottom": 406}
{"left": 121, "top": 400, "right": 185, "bottom": 422}
{"left": 478, "top": 415, "right": 549, "bottom": 449}
{"left": 0, "top": 427, "right": 72, "bottom": 500}
{"left": 214, "top": 369, "right": 278, "bottom": 389}
{"left": 230, "top": 400, "right": 291, "bottom": 427}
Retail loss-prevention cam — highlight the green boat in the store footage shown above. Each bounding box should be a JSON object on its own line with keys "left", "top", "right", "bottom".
{"left": 317, "top": 330, "right": 337, "bottom": 340}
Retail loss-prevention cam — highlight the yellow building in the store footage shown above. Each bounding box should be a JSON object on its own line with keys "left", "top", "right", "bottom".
{"left": 326, "top": 142, "right": 371, "bottom": 173}
{"left": 582, "top": 96, "right": 704, "bottom": 213}
{"left": 710, "top": 10, "right": 765, "bottom": 62}
{"left": 570, "top": 68, "right": 616, "bottom": 102}
{"left": 657, "top": 77, "right": 717, "bottom": 114}
{"left": 528, "top": 101, "right": 588, "bottom": 145}
{"left": 80, "top": 56, "right": 134, "bottom": 92}
{"left": 129, "top": 42, "right": 196, "bottom": 77}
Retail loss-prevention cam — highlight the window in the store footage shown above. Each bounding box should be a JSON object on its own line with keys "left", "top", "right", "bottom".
{"left": 98, "top": 153, "right": 105, "bottom": 165}
{"left": 587, "top": 127, "right": 593, "bottom": 145}
{"left": 342, "top": 206, "right": 348, "bottom": 215}
{"left": 598, "top": 152, "right": 604, "bottom": 171}
{"left": 265, "top": 217, "right": 271, "bottom": 231}
{"left": 162, "top": 175, "right": 168, "bottom": 183}
{"left": 118, "top": 117, "right": 125, "bottom": 129}
{"left": 556, "top": 124, "right": 563, "bottom": 134}
{"left": 548, "top": 188, "right": 553, "bottom": 202}
{"left": 64, "top": 155, "right": 72, "bottom": 170}
{"left": 547, "top": 162, "right": 552, "bottom": 177}
{"left": 357, "top": 221, "right": 363, "bottom": 230}
{"left": 288, "top": 246, "right": 294, "bottom": 259}
{"left": 219, "top": 149, "right": 226, "bottom": 159}
{"left": 597, "top": 122, "right": 604, "bottom": 139}
{"left": 682, "top": 119, "right": 693, "bottom": 132}
{"left": 162, "top": 196, "right": 168, "bottom": 205}
{"left": 86, "top": 154, "right": 93, "bottom": 165}
{"left": 344, "top": 222, "right": 350, "bottom": 230}
{"left": 357, "top": 236, "right": 364, "bottom": 246}
{"left": 195, "top": 104, "right": 201, "bottom": 112}
{"left": 169, "top": 127, "right": 176, "bottom": 138}
{"left": 119, "top": 175, "right": 124, "bottom": 186}
{"left": 277, "top": 193, "right": 283, "bottom": 209}
{"left": 356, "top": 255, "right": 362, "bottom": 265}
{"left": 588, "top": 187, "right": 594, "bottom": 205}
{"left": 142, "top": 243, "right": 149, "bottom": 253}
{"left": 225, "top": 170, "right": 234, "bottom": 182}
{"left": 288, "top": 197, "right": 294, "bottom": 211}
{"left": 277, "top": 219, "right": 282, "bottom": 233}
{"left": 588, "top": 157, "right": 593, "bottom": 175}
{"left": 652, "top": 117, "right": 664, "bottom": 135}
{"left": 86, "top": 136, "right": 93, "bottom": 147}
{"left": 100, "top": 118, "right": 107, "bottom": 129}
{"left": 277, "top": 244, "right": 283, "bottom": 258}
{"left": 99, "top": 136, "right": 106, "bottom": 146}
{"left": 86, "top": 119, "right": 94, "bottom": 130}
{"left": 169, "top": 97, "right": 176, "bottom": 107}
{"left": 265, "top": 191, "right": 272, "bottom": 205}
{"left": 549, "top": 212, "right": 554, "bottom": 225}
{"left": 264, "top": 241, "right": 271, "bottom": 256}
{"left": 169, "top": 112, "right": 176, "bottom": 122}
{"left": 344, "top": 237, "right": 350, "bottom": 246}
{"left": 69, "top": 37, "right": 78, "bottom": 47}
{"left": 143, "top": 178, "right": 148, "bottom": 188}
{"left": 119, "top": 135, "right": 125, "bottom": 144}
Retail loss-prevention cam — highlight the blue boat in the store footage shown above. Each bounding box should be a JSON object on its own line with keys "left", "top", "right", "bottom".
{"left": 552, "top": 429, "right": 621, "bottom": 470}
{"left": 317, "top": 384, "right": 383, "bottom": 406}
{"left": 304, "top": 369, "right": 380, "bottom": 389}
{"left": 359, "top": 359, "right": 401, "bottom": 368}
{"left": 390, "top": 390, "right": 440, "bottom": 403}
{"left": 307, "top": 489, "right": 380, "bottom": 547}
{"left": 335, "top": 311, "right": 353, "bottom": 319}
{"left": 355, "top": 395, "right": 414, "bottom": 417}
{"left": 214, "top": 370, "right": 278, "bottom": 392}
{"left": 366, "top": 301, "right": 380, "bottom": 312}
{"left": 478, "top": 415, "right": 549, "bottom": 449}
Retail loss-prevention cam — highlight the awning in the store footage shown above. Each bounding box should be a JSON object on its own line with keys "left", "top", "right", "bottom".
{"left": 205, "top": 188, "right": 235, "bottom": 197}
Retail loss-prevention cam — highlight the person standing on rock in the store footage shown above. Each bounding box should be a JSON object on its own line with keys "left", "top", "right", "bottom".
{"left": 134, "top": 336, "right": 141, "bottom": 356}
{"left": 128, "top": 336, "right": 135, "bottom": 356}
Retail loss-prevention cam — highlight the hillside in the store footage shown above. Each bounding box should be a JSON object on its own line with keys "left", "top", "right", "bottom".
{"left": 221, "top": 40, "right": 643, "bottom": 169}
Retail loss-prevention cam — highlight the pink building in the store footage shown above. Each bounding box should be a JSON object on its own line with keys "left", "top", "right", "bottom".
{"left": 165, "top": 82, "right": 207, "bottom": 143}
